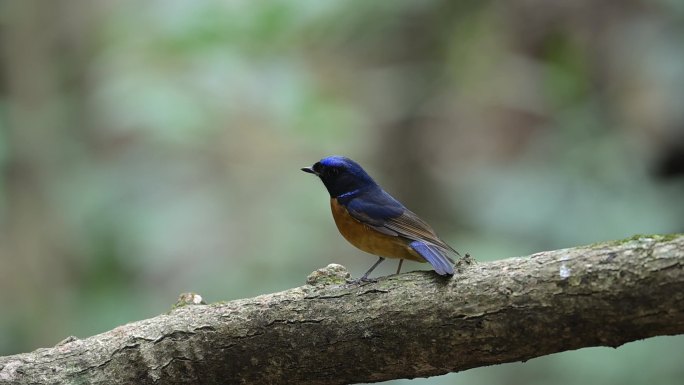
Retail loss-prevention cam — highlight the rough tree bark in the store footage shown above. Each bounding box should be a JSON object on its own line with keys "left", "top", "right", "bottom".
{"left": 1, "top": 234, "right": 683, "bottom": 385}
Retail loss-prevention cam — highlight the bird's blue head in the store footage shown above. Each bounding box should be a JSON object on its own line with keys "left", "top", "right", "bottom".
{"left": 302, "top": 156, "right": 377, "bottom": 198}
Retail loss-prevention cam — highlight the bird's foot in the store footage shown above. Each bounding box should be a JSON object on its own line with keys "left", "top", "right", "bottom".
{"left": 345, "top": 276, "right": 378, "bottom": 285}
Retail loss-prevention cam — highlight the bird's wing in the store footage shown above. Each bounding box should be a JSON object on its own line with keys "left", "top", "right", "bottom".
{"left": 383, "top": 209, "right": 458, "bottom": 258}
{"left": 345, "top": 189, "right": 458, "bottom": 259}
{"left": 343, "top": 189, "right": 403, "bottom": 236}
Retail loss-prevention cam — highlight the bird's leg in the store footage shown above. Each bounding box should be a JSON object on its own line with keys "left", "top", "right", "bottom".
{"left": 346, "top": 257, "right": 386, "bottom": 284}
{"left": 350, "top": 256, "right": 384, "bottom": 283}
{"left": 396, "top": 259, "right": 403, "bottom": 275}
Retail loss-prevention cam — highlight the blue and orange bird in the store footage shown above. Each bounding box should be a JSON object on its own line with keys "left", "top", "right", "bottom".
{"left": 302, "top": 156, "right": 460, "bottom": 280}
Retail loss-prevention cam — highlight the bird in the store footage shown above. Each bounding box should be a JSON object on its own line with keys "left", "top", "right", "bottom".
{"left": 302, "top": 155, "right": 460, "bottom": 280}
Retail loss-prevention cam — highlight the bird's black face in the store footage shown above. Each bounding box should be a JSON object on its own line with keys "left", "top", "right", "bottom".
{"left": 302, "top": 156, "right": 377, "bottom": 198}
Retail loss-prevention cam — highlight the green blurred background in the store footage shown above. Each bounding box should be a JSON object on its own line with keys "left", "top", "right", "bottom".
{"left": 1, "top": 1, "right": 683, "bottom": 384}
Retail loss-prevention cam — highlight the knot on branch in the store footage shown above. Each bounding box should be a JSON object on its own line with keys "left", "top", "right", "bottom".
{"left": 306, "top": 263, "right": 350, "bottom": 286}
{"left": 0, "top": 360, "right": 22, "bottom": 382}
{"left": 174, "top": 292, "right": 206, "bottom": 309}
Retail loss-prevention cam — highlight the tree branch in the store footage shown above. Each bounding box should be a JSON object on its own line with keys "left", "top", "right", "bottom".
{"left": 1, "top": 234, "right": 683, "bottom": 385}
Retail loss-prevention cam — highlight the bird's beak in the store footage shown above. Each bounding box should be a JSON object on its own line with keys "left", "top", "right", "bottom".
{"left": 301, "top": 167, "right": 318, "bottom": 175}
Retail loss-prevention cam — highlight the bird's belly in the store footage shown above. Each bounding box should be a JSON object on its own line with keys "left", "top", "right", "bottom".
{"left": 330, "top": 199, "right": 425, "bottom": 262}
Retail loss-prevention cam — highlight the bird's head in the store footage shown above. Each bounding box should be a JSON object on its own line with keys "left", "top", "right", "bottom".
{"left": 302, "top": 156, "right": 377, "bottom": 197}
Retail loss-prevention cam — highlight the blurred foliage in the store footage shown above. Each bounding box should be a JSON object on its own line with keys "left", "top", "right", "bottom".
{"left": 1, "top": 0, "right": 683, "bottom": 384}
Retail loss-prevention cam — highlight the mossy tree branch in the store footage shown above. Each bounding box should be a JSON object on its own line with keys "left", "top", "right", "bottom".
{"left": 1, "top": 234, "right": 683, "bottom": 385}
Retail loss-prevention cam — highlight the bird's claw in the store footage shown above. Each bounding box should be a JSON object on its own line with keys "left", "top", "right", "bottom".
{"left": 346, "top": 276, "right": 377, "bottom": 285}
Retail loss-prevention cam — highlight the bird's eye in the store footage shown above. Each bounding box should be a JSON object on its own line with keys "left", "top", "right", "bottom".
{"left": 329, "top": 167, "right": 340, "bottom": 176}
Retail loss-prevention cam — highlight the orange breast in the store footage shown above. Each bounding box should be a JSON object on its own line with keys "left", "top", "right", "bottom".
{"left": 330, "top": 198, "right": 425, "bottom": 262}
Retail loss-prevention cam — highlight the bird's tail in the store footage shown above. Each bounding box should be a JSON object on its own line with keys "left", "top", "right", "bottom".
{"left": 409, "top": 241, "right": 455, "bottom": 276}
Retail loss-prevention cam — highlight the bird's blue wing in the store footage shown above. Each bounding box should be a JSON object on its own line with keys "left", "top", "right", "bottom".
{"left": 345, "top": 189, "right": 458, "bottom": 259}
{"left": 384, "top": 209, "right": 459, "bottom": 258}
{"left": 344, "top": 189, "right": 404, "bottom": 236}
